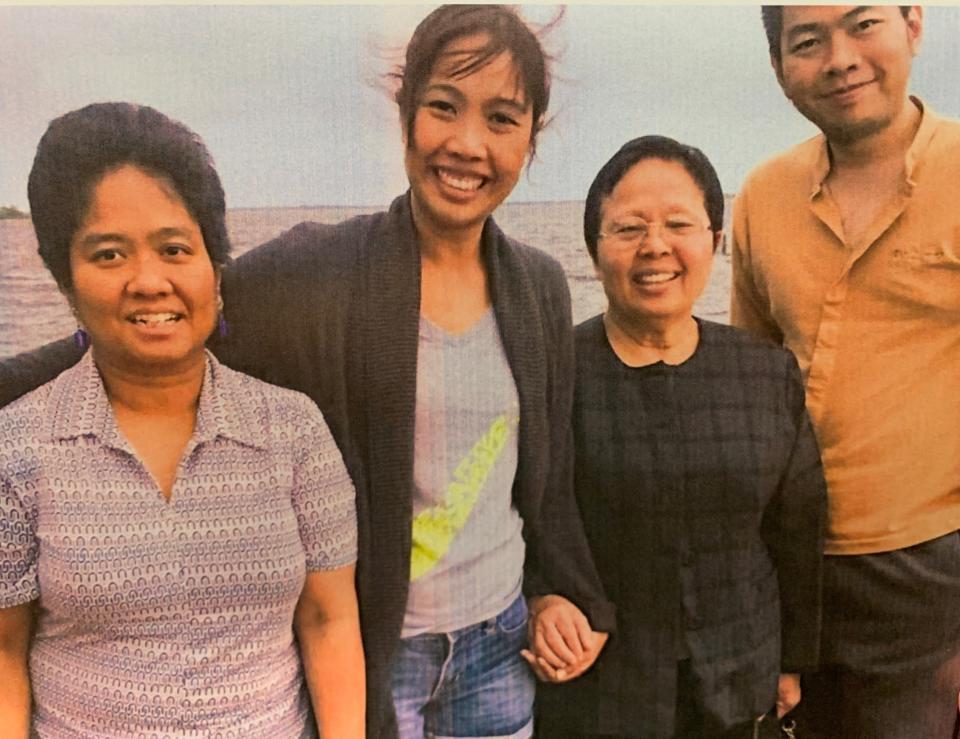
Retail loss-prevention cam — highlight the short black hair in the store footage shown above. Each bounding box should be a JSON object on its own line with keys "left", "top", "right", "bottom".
{"left": 583, "top": 135, "right": 724, "bottom": 263}
{"left": 762, "top": 5, "right": 912, "bottom": 67}
{"left": 28, "top": 102, "right": 230, "bottom": 291}
{"left": 391, "top": 5, "right": 554, "bottom": 160}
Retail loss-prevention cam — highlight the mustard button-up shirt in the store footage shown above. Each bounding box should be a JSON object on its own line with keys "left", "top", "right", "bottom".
{"left": 731, "top": 98, "right": 960, "bottom": 555}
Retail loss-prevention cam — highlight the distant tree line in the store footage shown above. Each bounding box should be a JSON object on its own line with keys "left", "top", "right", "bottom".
{"left": 0, "top": 205, "right": 28, "bottom": 219}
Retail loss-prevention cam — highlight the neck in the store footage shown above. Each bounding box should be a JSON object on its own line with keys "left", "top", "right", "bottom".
{"left": 410, "top": 201, "right": 485, "bottom": 266}
{"left": 603, "top": 310, "right": 699, "bottom": 367}
{"left": 94, "top": 351, "right": 206, "bottom": 416}
{"left": 828, "top": 97, "right": 921, "bottom": 171}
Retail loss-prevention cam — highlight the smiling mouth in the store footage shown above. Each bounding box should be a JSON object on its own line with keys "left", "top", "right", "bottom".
{"left": 127, "top": 312, "right": 183, "bottom": 326}
{"left": 435, "top": 167, "right": 486, "bottom": 192}
{"left": 826, "top": 80, "right": 874, "bottom": 98}
{"left": 633, "top": 271, "right": 680, "bottom": 285}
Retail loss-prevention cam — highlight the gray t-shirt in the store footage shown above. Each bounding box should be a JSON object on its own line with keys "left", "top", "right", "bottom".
{"left": 402, "top": 309, "right": 525, "bottom": 637}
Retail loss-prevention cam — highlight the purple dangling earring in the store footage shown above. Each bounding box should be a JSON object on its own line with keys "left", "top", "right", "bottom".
{"left": 218, "top": 314, "right": 229, "bottom": 339}
{"left": 74, "top": 326, "right": 89, "bottom": 350}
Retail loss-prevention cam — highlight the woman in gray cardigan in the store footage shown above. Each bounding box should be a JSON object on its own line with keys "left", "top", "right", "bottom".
{"left": 0, "top": 6, "right": 614, "bottom": 738}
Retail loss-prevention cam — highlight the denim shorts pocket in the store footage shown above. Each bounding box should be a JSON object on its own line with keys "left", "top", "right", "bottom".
{"left": 496, "top": 595, "right": 529, "bottom": 635}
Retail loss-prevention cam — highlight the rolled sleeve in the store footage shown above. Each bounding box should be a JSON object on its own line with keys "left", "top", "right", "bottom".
{"left": 290, "top": 400, "right": 358, "bottom": 572}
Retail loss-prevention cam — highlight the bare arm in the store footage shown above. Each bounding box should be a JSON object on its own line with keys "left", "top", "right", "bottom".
{"left": 294, "top": 566, "right": 365, "bottom": 739}
{"left": 0, "top": 602, "right": 33, "bottom": 739}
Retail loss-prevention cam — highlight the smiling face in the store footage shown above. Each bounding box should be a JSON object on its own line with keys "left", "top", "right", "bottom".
{"left": 68, "top": 164, "right": 219, "bottom": 377}
{"left": 775, "top": 5, "right": 922, "bottom": 144}
{"left": 404, "top": 33, "right": 534, "bottom": 243}
{"left": 595, "top": 158, "right": 717, "bottom": 330}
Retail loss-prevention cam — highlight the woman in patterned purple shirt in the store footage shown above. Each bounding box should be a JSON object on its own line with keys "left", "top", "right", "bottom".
{"left": 0, "top": 103, "right": 364, "bottom": 737}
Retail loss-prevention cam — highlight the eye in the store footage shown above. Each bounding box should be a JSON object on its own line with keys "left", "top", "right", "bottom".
{"left": 91, "top": 247, "right": 123, "bottom": 263}
{"left": 790, "top": 36, "right": 819, "bottom": 54}
{"left": 162, "top": 243, "right": 191, "bottom": 257}
{"left": 425, "top": 99, "right": 456, "bottom": 116}
{"left": 666, "top": 219, "right": 697, "bottom": 234}
{"left": 489, "top": 111, "right": 520, "bottom": 127}
{"left": 854, "top": 17, "right": 882, "bottom": 33}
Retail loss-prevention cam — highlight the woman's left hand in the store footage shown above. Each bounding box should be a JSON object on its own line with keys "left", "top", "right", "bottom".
{"left": 776, "top": 673, "right": 802, "bottom": 717}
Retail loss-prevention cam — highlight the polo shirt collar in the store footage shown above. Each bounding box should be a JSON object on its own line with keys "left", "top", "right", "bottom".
{"left": 809, "top": 95, "right": 939, "bottom": 199}
{"left": 46, "top": 350, "right": 267, "bottom": 451}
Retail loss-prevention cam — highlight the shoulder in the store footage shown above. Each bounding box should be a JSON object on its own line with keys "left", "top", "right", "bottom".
{"left": 0, "top": 377, "right": 57, "bottom": 478}
{"left": 506, "top": 236, "right": 566, "bottom": 284}
{"left": 698, "top": 320, "right": 797, "bottom": 377}
{"left": 740, "top": 134, "right": 823, "bottom": 199}
{"left": 574, "top": 314, "right": 605, "bottom": 345}
{"left": 213, "top": 361, "right": 334, "bottom": 445}
{"left": 922, "top": 111, "right": 960, "bottom": 165}
{"left": 227, "top": 211, "right": 386, "bottom": 284}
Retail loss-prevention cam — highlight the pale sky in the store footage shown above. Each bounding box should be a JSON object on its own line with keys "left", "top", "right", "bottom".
{"left": 2, "top": 4, "right": 959, "bottom": 209}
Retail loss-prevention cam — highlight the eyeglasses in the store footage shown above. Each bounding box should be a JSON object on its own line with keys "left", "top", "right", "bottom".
{"left": 599, "top": 217, "right": 710, "bottom": 248}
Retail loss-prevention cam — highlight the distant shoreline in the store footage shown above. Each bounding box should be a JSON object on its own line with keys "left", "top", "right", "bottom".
{"left": 228, "top": 195, "right": 738, "bottom": 212}
{"left": 0, "top": 206, "right": 28, "bottom": 220}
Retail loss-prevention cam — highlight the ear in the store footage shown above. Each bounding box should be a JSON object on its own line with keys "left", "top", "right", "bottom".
{"left": 214, "top": 267, "right": 223, "bottom": 308}
{"left": 770, "top": 53, "right": 786, "bottom": 91}
{"left": 712, "top": 230, "right": 723, "bottom": 254}
{"left": 905, "top": 6, "right": 923, "bottom": 56}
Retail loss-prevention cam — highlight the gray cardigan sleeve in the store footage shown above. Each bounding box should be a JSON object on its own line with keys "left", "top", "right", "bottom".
{"left": 519, "top": 252, "right": 617, "bottom": 633}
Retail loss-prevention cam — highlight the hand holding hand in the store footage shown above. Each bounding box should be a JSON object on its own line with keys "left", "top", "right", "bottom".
{"left": 520, "top": 595, "right": 608, "bottom": 683}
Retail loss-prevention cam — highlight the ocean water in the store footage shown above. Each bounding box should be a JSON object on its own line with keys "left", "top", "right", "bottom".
{"left": 0, "top": 201, "right": 731, "bottom": 360}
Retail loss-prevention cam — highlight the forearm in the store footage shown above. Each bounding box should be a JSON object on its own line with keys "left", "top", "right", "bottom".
{"left": 297, "top": 615, "right": 365, "bottom": 739}
{"left": 0, "top": 652, "right": 31, "bottom": 738}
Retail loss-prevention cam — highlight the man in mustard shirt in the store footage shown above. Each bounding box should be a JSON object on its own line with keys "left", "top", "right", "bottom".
{"left": 731, "top": 6, "right": 960, "bottom": 738}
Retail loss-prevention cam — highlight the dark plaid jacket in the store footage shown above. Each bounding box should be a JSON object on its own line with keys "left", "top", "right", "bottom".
{"left": 538, "top": 316, "right": 826, "bottom": 739}
{"left": 0, "top": 193, "right": 615, "bottom": 738}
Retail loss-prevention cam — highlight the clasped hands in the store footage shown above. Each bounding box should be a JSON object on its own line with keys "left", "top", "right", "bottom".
{"left": 521, "top": 594, "right": 608, "bottom": 683}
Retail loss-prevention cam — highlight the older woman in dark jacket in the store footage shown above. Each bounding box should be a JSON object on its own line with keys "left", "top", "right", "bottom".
{"left": 536, "top": 137, "right": 826, "bottom": 739}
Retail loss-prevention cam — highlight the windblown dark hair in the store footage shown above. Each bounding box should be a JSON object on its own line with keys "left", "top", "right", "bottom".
{"left": 390, "top": 5, "right": 556, "bottom": 160}
{"left": 28, "top": 102, "right": 230, "bottom": 290}
{"left": 583, "top": 135, "right": 724, "bottom": 263}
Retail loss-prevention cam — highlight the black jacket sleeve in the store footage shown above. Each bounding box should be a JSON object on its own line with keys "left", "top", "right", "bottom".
{"left": 0, "top": 337, "right": 84, "bottom": 407}
{"left": 761, "top": 351, "right": 827, "bottom": 673}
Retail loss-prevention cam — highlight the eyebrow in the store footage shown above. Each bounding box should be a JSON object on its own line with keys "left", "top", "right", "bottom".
{"left": 785, "top": 5, "right": 873, "bottom": 41}
{"left": 75, "top": 232, "right": 127, "bottom": 250}
{"left": 422, "top": 83, "right": 529, "bottom": 113}
{"left": 75, "top": 226, "right": 194, "bottom": 250}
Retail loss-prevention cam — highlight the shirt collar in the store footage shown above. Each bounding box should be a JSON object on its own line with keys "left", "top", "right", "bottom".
{"left": 809, "top": 96, "right": 940, "bottom": 199}
{"left": 46, "top": 350, "right": 268, "bottom": 451}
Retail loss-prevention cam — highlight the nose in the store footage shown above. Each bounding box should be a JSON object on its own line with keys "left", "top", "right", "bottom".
{"left": 637, "top": 224, "right": 672, "bottom": 258}
{"left": 126, "top": 252, "right": 172, "bottom": 296}
{"left": 826, "top": 31, "right": 861, "bottom": 75}
{"left": 445, "top": 113, "right": 486, "bottom": 160}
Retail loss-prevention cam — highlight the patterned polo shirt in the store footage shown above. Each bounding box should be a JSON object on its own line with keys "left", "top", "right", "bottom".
{"left": 0, "top": 351, "right": 357, "bottom": 737}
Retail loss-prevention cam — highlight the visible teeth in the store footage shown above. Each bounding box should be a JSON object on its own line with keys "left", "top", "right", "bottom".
{"left": 437, "top": 168, "right": 483, "bottom": 192}
{"left": 636, "top": 273, "right": 677, "bottom": 284}
{"left": 131, "top": 313, "right": 179, "bottom": 325}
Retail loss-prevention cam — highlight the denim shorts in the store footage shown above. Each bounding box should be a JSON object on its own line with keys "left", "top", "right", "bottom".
{"left": 391, "top": 594, "right": 535, "bottom": 738}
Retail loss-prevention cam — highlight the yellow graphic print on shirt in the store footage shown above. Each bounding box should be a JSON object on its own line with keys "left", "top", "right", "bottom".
{"left": 410, "top": 411, "right": 519, "bottom": 581}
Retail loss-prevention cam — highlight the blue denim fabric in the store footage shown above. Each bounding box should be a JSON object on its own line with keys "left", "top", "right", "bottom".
{"left": 391, "top": 595, "right": 535, "bottom": 738}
